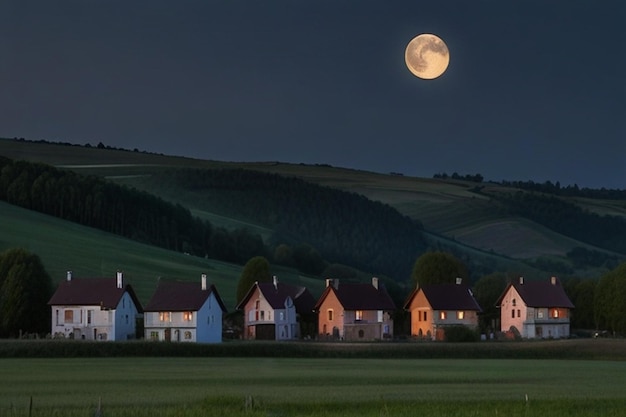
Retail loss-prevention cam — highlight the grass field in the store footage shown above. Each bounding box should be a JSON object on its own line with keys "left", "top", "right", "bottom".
{"left": 1, "top": 355, "right": 625, "bottom": 416}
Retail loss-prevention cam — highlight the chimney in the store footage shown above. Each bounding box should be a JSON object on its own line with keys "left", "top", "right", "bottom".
{"left": 116, "top": 271, "right": 123, "bottom": 289}
{"left": 66, "top": 271, "right": 72, "bottom": 282}
{"left": 550, "top": 276, "right": 557, "bottom": 285}
{"left": 372, "top": 277, "right": 379, "bottom": 289}
{"left": 325, "top": 278, "right": 339, "bottom": 289}
{"left": 519, "top": 276, "right": 524, "bottom": 285}
{"left": 201, "top": 273, "right": 207, "bottom": 291}
{"left": 455, "top": 277, "right": 462, "bottom": 285}
{"left": 273, "top": 275, "right": 278, "bottom": 290}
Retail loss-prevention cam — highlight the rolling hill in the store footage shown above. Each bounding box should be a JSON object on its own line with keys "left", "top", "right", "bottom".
{"left": 1, "top": 137, "right": 624, "bottom": 286}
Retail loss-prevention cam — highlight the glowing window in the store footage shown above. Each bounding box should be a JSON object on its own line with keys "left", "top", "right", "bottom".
{"left": 159, "top": 312, "right": 171, "bottom": 322}
{"left": 183, "top": 311, "right": 193, "bottom": 321}
{"left": 457, "top": 311, "right": 465, "bottom": 320}
{"left": 552, "top": 309, "right": 559, "bottom": 318}
{"left": 440, "top": 311, "right": 447, "bottom": 320}
{"left": 356, "top": 310, "right": 363, "bottom": 321}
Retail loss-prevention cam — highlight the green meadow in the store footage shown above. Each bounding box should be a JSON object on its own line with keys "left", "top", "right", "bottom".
{"left": 1, "top": 356, "right": 625, "bottom": 416}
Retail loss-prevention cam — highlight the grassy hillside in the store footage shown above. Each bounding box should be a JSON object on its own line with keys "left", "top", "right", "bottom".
{"left": 0, "top": 201, "right": 324, "bottom": 308}
{"left": 1, "top": 138, "right": 624, "bottom": 279}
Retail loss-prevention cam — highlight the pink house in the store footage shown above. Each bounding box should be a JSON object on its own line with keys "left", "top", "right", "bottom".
{"left": 496, "top": 276, "right": 574, "bottom": 339}
{"left": 403, "top": 279, "right": 482, "bottom": 341}
{"left": 315, "top": 277, "right": 395, "bottom": 341}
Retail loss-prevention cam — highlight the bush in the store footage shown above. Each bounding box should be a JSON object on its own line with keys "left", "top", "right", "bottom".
{"left": 444, "top": 326, "right": 480, "bottom": 343}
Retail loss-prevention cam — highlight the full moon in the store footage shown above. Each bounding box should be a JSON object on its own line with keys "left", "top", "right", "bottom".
{"left": 405, "top": 33, "right": 450, "bottom": 80}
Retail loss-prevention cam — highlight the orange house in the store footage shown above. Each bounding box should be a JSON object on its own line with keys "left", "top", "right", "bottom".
{"left": 496, "top": 276, "right": 574, "bottom": 339}
{"left": 403, "top": 279, "right": 482, "bottom": 341}
{"left": 315, "top": 277, "right": 396, "bottom": 341}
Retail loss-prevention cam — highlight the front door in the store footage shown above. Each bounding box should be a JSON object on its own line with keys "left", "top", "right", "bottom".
{"left": 165, "top": 328, "right": 171, "bottom": 342}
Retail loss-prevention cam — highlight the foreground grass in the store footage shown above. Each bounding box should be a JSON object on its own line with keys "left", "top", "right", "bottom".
{"left": 1, "top": 356, "right": 625, "bottom": 416}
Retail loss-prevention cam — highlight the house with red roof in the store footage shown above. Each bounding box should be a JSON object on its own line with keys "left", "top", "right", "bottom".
{"left": 236, "top": 276, "right": 316, "bottom": 340}
{"left": 496, "top": 276, "right": 574, "bottom": 339}
{"left": 48, "top": 271, "right": 142, "bottom": 341}
{"left": 403, "top": 278, "right": 482, "bottom": 341}
{"left": 314, "top": 277, "right": 396, "bottom": 341}
{"left": 143, "top": 274, "right": 227, "bottom": 343}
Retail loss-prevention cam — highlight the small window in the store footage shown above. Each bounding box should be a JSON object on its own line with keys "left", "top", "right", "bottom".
{"left": 327, "top": 309, "right": 334, "bottom": 321}
{"left": 440, "top": 311, "right": 447, "bottom": 320}
{"left": 552, "top": 309, "right": 559, "bottom": 318}
{"left": 150, "top": 331, "right": 159, "bottom": 341}
{"left": 355, "top": 310, "right": 363, "bottom": 321}
{"left": 512, "top": 309, "right": 515, "bottom": 319}
{"left": 537, "top": 310, "right": 544, "bottom": 319}
{"left": 512, "top": 298, "right": 516, "bottom": 307}
{"left": 64, "top": 310, "right": 74, "bottom": 324}
{"left": 260, "top": 311, "right": 265, "bottom": 320}
{"left": 159, "top": 312, "right": 171, "bottom": 322}
{"left": 279, "top": 312, "right": 285, "bottom": 321}
{"left": 457, "top": 311, "right": 464, "bottom": 320}
{"left": 184, "top": 331, "right": 192, "bottom": 340}
{"left": 183, "top": 311, "right": 193, "bottom": 321}
{"left": 424, "top": 311, "right": 427, "bottom": 321}
{"left": 517, "top": 309, "right": 521, "bottom": 318}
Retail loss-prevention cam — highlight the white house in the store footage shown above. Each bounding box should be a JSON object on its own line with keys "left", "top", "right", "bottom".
{"left": 47, "top": 271, "right": 142, "bottom": 341}
{"left": 236, "top": 276, "right": 316, "bottom": 340}
{"left": 143, "top": 274, "right": 227, "bottom": 343}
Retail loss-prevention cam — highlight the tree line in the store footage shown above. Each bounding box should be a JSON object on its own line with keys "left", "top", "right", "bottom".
{"left": 136, "top": 168, "right": 429, "bottom": 280}
{"left": 0, "top": 158, "right": 428, "bottom": 281}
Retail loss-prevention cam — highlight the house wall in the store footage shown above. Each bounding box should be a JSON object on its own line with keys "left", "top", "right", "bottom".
{"left": 499, "top": 287, "right": 530, "bottom": 337}
{"left": 273, "top": 302, "right": 298, "bottom": 340}
{"left": 317, "top": 291, "right": 344, "bottom": 339}
{"left": 196, "top": 292, "right": 223, "bottom": 343}
{"left": 51, "top": 304, "right": 114, "bottom": 341}
{"left": 407, "top": 290, "right": 434, "bottom": 338}
{"left": 113, "top": 292, "right": 139, "bottom": 340}
{"left": 144, "top": 311, "right": 198, "bottom": 342}
{"left": 241, "top": 287, "right": 276, "bottom": 340}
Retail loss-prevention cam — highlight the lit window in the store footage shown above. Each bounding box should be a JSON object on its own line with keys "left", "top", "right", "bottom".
{"left": 356, "top": 310, "right": 363, "bottom": 321}
{"left": 552, "top": 309, "right": 559, "bottom": 318}
{"left": 183, "top": 311, "right": 193, "bottom": 321}
{"left": 159, "top": 312, "right": 171, "bottom": 322}
{"left": 457, "top": 311, "right": 464, "bottom": 320}
{"left": 328, "top": 309, "right": 334, "bottom": 321}
{"left": 440, "top": 311, "right": 447, "bottom": 320}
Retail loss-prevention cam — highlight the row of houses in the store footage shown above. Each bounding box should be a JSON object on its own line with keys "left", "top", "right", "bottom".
{"left": 47, "top": 271, "right": 574, "bottom": 343}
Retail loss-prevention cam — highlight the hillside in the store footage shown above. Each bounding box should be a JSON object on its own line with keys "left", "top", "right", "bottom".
{"left": 1, "top": 138, "right": 625, "bottom": 280}
{"left": 0, "top": 201, "right": 323, "bottom": 308}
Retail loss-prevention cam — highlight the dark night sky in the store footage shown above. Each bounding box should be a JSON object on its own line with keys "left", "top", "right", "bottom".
{"left": 1, "top": 1, "right": 624, "bottom": 189}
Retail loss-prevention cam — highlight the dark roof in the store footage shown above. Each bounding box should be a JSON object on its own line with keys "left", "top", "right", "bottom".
{"left": 314, "top": 282, "right": 396, "bottom": 311}
{"left": 495, "top": 278, "right": 575, "bottom": 308}
{"left": 143, "top": 281, "right": 227, "bottom": 312}
{"left": 47, "top": 277, "right": 143, "bottom": 312}
{"left": 403, "top": 283, "right": 482, "bottom": 312}
{"left": 236, "top": 281, "right": 316, "bottom": 314}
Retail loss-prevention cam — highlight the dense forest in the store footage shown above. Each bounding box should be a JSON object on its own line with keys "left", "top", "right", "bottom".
{"left": 138, "top": 168, "right": 428, "bottom": 280}
{"left": 0, "top": 157, "right": 428, "bottom": 281}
